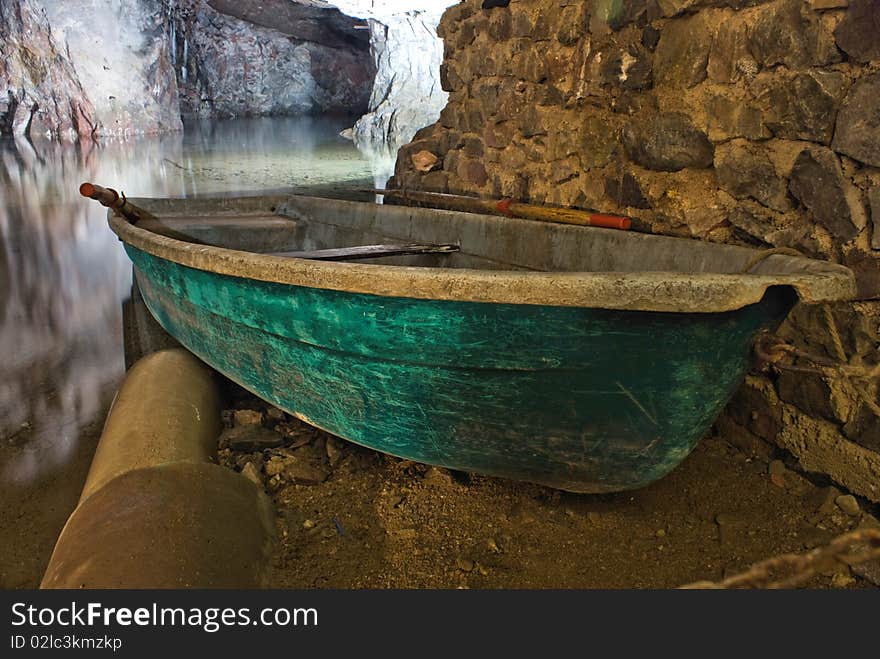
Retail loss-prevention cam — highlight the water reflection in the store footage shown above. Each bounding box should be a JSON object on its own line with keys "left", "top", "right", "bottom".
{"left": 0, "top": 116, "right": 378, "bottom": 488}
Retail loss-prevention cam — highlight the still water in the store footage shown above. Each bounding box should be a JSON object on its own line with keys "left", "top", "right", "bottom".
{"left": 0, "top": 117, "right": 387, "bottom": 587}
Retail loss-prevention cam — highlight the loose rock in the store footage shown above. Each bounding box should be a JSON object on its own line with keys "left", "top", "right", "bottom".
{"left": 813, "top": 486, "right": 844, "bottom": 515}
{"left": 835, "top": 494, "right": 860, "bottom": 516}
{"left": 456, "top": 558, "right": 475, "bottom": 572}
{"left": 266, "top": 407, "right": 286, "bottom": 423}
{"left": 219, "top": 425, "right": 285, "bottom": 452}
{"left": 831, "top": 571, "right": 856, "bottom": 588}
{"left": 283, "top": 459, "right": 330, "bottom": 486}
{"left": 234, "top": 409, "right": 263, "bottom": 426}
{"left": 423, "top": 466, "right": 455, "bottom": 487}
{"left": 326, "top": 437, "right": 345, "bottom": 467}
{"left": 241, "top": 461, "right": 262, "bottom": 486}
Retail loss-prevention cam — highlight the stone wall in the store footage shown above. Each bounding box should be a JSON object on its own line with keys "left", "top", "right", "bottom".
{"left": 391, "top": 0, "right": 880, "bottom": 500}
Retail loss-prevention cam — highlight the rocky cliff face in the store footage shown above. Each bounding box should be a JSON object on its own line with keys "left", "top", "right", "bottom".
{"left": 352, "top": 14, "right": 448, "bottom": 153}
{"left": 328, "top": 1, "right": 457, "bottom": 155}
{"left": 0, "top": 0, "right": 97, "bottom": 140}
{"left": 0, "top": 0, "right": 390, "bottom": 140}
{"left": 172, "top": 0, "right": 374, "bottom": 119}
{"left": 42, "top": 0, "right": 183, "bottom": 138}
{"left": 392, "top": 0, "right": 880, "bottom": 501}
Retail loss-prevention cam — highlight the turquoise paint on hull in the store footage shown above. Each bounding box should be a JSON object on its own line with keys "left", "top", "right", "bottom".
{"left": 126, "top": 245, "right": 796, "bottom": 492}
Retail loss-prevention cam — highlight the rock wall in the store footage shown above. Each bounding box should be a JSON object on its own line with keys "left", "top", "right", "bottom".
{"left": 391, "top": 0, "right": 880, "bottom": 500}
{"left": 0, "top": 0, "right": 97, "bottom": 140}
{"left": 1, "top": 0, "right": 380, "bottom": 139}
{"left": 43, "top": 0, "right": 183, "bottom": 138}
{"left": 352, "top": 13, "right": 449, "bottom": 153}
{"left": 172, "top": 0, "right": 374, "bottom": 119}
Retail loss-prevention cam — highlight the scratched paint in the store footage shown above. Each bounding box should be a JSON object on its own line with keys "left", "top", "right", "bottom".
{"left": 127, "top": 245, "right": 797, "bottom": 492}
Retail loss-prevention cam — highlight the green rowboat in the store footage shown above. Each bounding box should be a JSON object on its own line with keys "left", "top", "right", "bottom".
{"left": 107, "top": 194, "right": 854, "bottom": 493}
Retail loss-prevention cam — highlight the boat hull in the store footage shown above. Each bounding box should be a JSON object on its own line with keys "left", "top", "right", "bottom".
{"left": 127, "top": 244, "right": 796, "bottom": 492}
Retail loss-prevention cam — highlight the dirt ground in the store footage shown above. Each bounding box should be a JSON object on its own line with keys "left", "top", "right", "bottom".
{"left": 219, "top": 390, "right": 879, "bottom": 589}
{"left": 0, "top": 417, "right": 106, "bottom": 589}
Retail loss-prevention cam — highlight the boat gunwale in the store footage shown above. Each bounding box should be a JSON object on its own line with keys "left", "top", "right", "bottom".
{"left": 108, "top": 195, "right": 857, "bottom": 313}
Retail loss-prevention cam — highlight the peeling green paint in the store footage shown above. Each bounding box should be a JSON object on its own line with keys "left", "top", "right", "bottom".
{"left": 127, "top": 245, "right": 797, "bottom": 493}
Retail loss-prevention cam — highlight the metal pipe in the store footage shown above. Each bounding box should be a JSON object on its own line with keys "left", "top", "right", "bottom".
{"left": 41, "top": 349, "right": 275, "bottom": 589}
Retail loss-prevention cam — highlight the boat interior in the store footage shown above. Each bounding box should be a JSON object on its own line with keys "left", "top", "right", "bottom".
{"left": 130, "top": 194, "right": 844, "bottom": 278}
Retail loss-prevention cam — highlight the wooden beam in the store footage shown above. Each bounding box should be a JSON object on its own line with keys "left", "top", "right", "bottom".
{"left": 271, "top": 243, "right": 460, "bottom": 261}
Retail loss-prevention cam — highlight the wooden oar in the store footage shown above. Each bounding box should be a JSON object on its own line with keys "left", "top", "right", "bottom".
{"left": 271, "top": 243, "right": 459, "bottom": 261}
{"left": 371, "top": 188, "right": 650, "bottom": 232}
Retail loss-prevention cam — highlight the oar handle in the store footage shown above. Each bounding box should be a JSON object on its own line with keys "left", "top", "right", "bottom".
{"left": 79, "top": 182, "right": 121, "bottom": 208}
{"left": 372, "top": 188, "right": 647, "bottom": 233}
{"left": 79, "top": 182, "right": 145, "bottom": 222}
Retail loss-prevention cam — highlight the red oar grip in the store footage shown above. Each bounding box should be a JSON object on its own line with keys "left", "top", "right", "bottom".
{"left": 79, "top": 182, "right": 121, "bottom": 208}
{"left": 589, "top": 214, "right": 632, "bottom": 231}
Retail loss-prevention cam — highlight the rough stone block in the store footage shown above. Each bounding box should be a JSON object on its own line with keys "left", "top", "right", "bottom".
{"left": 871, "top": 187, "right": 880, "bottom": 250}
{"left": 833, "top": 0, "right": 880, "bottom": 63}
{"left": 707, "top": 94, "right": 770, "bottom": 142}
{"left": 604, "top": 171, "right": 651, "bottom": 208}
{"left": 519, "top": 105, "right": 547, "bottom": 137}
{"left": 579, "top": 114, "right": 620, "bottom": 169}
{"left": 622, "top": 112, "right": 714, "bottom": 171}
{"left": 653, "top": 12, "right": 712, "bottom": 88}
{"left": 832, "top": 74, "right": 880, "bottom": 168}
{"left": 778, "top": 303, "right": 879, "bottom": 364}
{"left": 726, "top": 205, "right": 779, "bottom": 246}
{"left": 715, "top": 141, "right": 789, "bottom": 212}
{"left": 483, "top": 120, "right": 515, "bottom": 149}
{"left": 843, "top": 250, "right": 880, "bottom": 300}
{"left": 458, "top": 157, "right": 489, "bottom": 187}
{"left": 598, "top": 44, "right": 653, "bottom": 90}
{"left": 748, "top": 0, "right": 841, "bottom": 69}
{"left": 789, "top": 146, "right": 866, "bottom": 242}
{"left": 843, "top": 404, "right": 880, "bottom": 454}
{"left": 557, "top": 4, "right": 588, "bottom": 45}
{"left": 590, "top": 0, "right": 649, "bottom": 31}
{"left": 777, "top": 372, "right": 837, "bottom": 422}
{"left": 725, "top": 376, "right": 783, "bottom": 441}
{"left": 753, "top": 70, "right": 848, "bottom": 145}
{"left": 707, "top": 17, "right": 755, "bottom": 84}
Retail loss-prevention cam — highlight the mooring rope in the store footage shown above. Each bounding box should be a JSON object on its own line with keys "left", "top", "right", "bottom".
{"left": 742, "top": 248, "right": 879, "bottom": 419}
{"left": 680, "top": 527, "right": 880, "bottom": 589}
{"left": 741, "top": 246, "right": 807, "bottom": 273}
